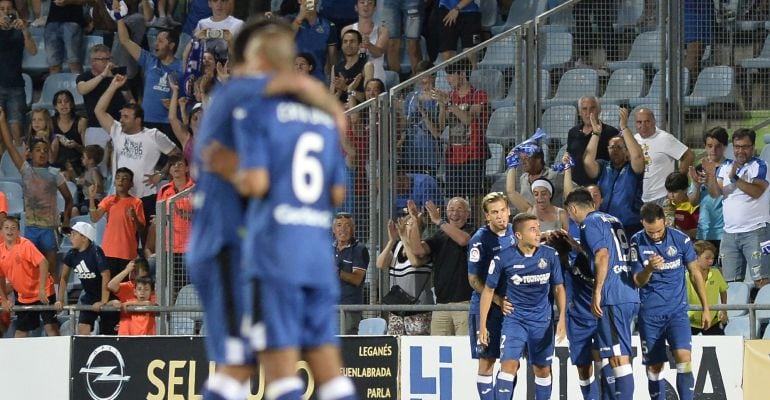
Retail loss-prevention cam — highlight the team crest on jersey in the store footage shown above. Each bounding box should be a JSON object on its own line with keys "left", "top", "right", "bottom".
{"left": 469, "top": 248, "right": 480, "bottom": 263}
{"left": 538, "top": 258, "right": 547, "bottom": 269}
{"left": 629, "top": 247, "right": 638, "bottom": 262}
{"left": 667, "top": 246, "right": 677, "bottom": 257}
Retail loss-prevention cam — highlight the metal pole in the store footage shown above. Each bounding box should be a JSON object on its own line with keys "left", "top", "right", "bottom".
{"left": 665, "top": 0, "right": 684, "bottom": 138}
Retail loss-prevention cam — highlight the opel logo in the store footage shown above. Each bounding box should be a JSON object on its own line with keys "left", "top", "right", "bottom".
{"left": 79, "top": 345, "right": 131, "bottom": 400}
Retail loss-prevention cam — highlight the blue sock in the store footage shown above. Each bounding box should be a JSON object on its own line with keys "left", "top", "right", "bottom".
{"left": 202, "top": 373, "right": 248, "bottom": 400}
{"left": 613, "top": 364, "right": 634, "bottom": 400}
{"left": 266, "top": 377, "right": 303, "bottom": 400}
{"left": 477, "top": 374, "right": 494, "bottom": 400}
{"left": 646, "top": 371, "right": 664, "bottom": 400}
{"left": 676, "top": 364, "right": 694, "bottom": 400}
{"left": 600, "top": 361, "right": 616, "bottom": 400}
{"left": 495, "top": 371, "right": 516, "bottom": 400}
{"left": 534, "top": 375, "right": 552, "bottom": 400}
{"left": 579, "top": 376, "right": 598, "bottom": 400}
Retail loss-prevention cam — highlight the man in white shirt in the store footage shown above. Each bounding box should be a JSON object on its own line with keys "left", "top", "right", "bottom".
{"left": 707, "top": 128, "right": 770, "bottom": 290}
{"left": 633, "top": 108, "right": 694, "bottom": 203}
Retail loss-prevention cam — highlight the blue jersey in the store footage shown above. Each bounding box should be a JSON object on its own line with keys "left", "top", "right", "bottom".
{"left": 487, "top": 244, "right": 564, "bottom": 323}
{"left": 468, "top": 223, "right": 515, "bottom": 314}
{"left": 564, "top": 219, "right": 594, "bottom": 319}
{"left": 235, "top": 98, "right": 347, "bottom": 287}
{"left": 630, "top": 227, "right": 697, "bottom": 315}
{"left": 580, "top": 211, "right": 639, "bottom": 305}
{"left": 187, "top": 76, "right": 269, "bottom": 263}
{"left": 596, "top": 159, "right": 643, "bottom": 228}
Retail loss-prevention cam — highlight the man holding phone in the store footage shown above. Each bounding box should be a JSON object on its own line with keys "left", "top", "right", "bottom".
{"left": 77, "top": 44, "right": 133, "bottom": 134}
{"left": 0, "top": 0, "right": 36, "bottom": 145}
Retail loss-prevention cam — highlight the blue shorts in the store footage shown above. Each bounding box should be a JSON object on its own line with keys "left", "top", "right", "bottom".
{"left": 381, "top": 0, "right": 422, "bottom": 39}
{"left": 44, "top": 21, "right": 84, "bottom": 66}
{"left": 469, "top": 306, "right": 503, "bottom": 359}
{"left": 638, "top": 311, "right": 692, "bottom": 365}
{"left": 249, "top": 279, "right": 339, "bottom": 351}
{"left": 500, "top": 317, "right": 554, "bottom": 367}
{"left": 596, "top": 302, "right": 639, "bottom": 359}
{"left": 0, "top": 86, "right": 26, "bottom": 124}
{"left": 566, "top": 313, "right": 598, "bottom": 366}
{"left": 187, "top": 245, "right": 255, "bottom": 365}
{"left": 23, "top": 226, "right": 59, "bottom": 253}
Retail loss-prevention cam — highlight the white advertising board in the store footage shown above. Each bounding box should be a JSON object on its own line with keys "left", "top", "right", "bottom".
{"left": 0, "top": 336, "right": 71, "bottom": 398}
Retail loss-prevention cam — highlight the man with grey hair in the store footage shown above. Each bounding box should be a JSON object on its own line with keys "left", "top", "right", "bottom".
{"left": 407, "top": 197, "right": 474, "bottom": 335}
{"left": 566, "top": 96, "right": 619, "bottom": 186}
{"left": 77, "top": 44, "right": 133, "bottom": 130}
{"left": 633, "top": 108, "right": 694, "bottom": 204}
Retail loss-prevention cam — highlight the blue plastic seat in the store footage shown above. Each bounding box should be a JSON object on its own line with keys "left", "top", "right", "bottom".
{"left": 170, "top": 316, "right": 196, "bottom": 335}
{"left": 540, "top": 31, "right": 573, "bottom": 71}
{"left": 723, "top": 316, "right": 750, "bottom": 339}
{"left": 0, "top": 180, "right": 23, "bottom": 216}
{"left": 614, "top": 0, "right": 644, "bottom": 32}
{"left": 598, "top": 104, "right": 621, "bottom": 129}
{"left": 491, "top": 69, "right": 550, "bottom": 110}
{"left": 726, "top": 282, "right": 750, "bottom": 317}
{"left": 358, "top": 317, "right": 387, "bottom": 335}
{"left": 22, "top": 39, "right": 48, "bottom": 75}
{"left": 470, "top": 68, "right": 504, "bottom": 101}
{"left": 486, "top": 143, "right": 505, "bottom": 177}
{"left": 175, "top": 284, "right": 204, "bottom": 322}
{"left": 740, "top": 34, "right": 770, "bottom": 69}
{"left": 23, "top": 73, "right": 33, "bottom": 107}
{"left": 491, "top": 0, "right": 546, "bottom": 35}
{"left": 754, "top": 285, "right": 770, "bottom": 328}
{"left": 541, "top": 105, "right": 577, "bottom": 145}
{"left": 600, "top": 68, "right": 645, "bottom": 105}
{"left": 607, "top": 31, "right": 662, "bottom": 71}
{"left": 31, "top": 73, "right": 84, "bottom": 111}
{"left": 479, "top": 35, "right": 517, "bottom": 71}
{"left": 543, "top": 68, "right": 598, "bottom": 108}
{"left": 486, "top": 106, "right": 517, "bottom": 143}
{"left": 684, "top": 66, "right": 735, "bottom": 107}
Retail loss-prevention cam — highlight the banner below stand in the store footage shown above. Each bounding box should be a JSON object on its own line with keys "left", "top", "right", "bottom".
{"left": 70, "top": 335, "right": 399, "bottom": 400}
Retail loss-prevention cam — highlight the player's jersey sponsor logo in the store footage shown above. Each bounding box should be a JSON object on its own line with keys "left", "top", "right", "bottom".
{"left": 659, "top": 259, "right": 682, "bottom": 270}
{"left": 510, "top": 273, "right": 550, "bottom": 285}
{"left": 273, "top": 204, "right": 333, "bottom": 228}
{"left": 613, "top": 264, "right": 631, "bottom": 274}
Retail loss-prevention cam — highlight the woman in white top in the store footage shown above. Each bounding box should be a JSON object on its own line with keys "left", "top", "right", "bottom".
{"left": 508, "top": 177, "right": 569, "bottom": 232}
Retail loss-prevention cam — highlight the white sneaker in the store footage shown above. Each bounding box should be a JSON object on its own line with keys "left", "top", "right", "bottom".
{"left": 30, "top": 16, "right": 46, "bottom": 27}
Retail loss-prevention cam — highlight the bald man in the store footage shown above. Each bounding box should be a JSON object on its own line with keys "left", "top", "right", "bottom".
{"left": 566, "top": 96, "right": 619, "bottom": 186}
{"left": 633, "top": 108, "right": 694, "bottom": 204}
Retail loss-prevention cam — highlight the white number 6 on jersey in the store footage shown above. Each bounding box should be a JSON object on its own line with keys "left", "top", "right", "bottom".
{"left": 293, "top": 132, "right": 324, "bottom": 204}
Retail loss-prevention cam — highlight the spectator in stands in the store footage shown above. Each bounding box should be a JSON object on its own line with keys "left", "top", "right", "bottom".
{"left": 94, "top": 74, "right": 180, "bottom": 221}
{"left": 186, "top": 0, "right": 242, "bottom": 65}
{"left": 378, "top": 214, "right": 433, "bottom": 335}
{"left": 573, "top": 0, "right": 617, "bottom": 65}
{"left": 77, "top": 44, "right": 132, "bottom": 142}
{"left": 108, "top": 0, "right": 154, "bottom": 97}
{"left": 27, "top": 0, "right": 46, "bottom": 27}
{"left": 506, "top": 145, "right": 564, "bottom": 208}
{"left": 342, "top": 0, "right": 389, "bottom": 83}
{"left": 688, "top": 126, "right": 726, "bottom": 256}
{"left": 76, "top": 145, "right": 106, "bottom": 215}
{"left": 117, "top": 18, "right": 183, "bottom": 144}
{"left": 666, "top": 171, "right": 699, "bottom": 240}
{"left": 168, "top": 77, "right": 199, "bottom": 164}
{"left": 684, "top": 0, "right": 715, "bottom": 88}
{"left": 634, "top": 107, "right": 694, "bottom": 204}
{"left": 707, "top": 128, "right": 770, "bottom": 290}
{"left": 108, "top": 274, "right": 157, "bottom": 335}
{"left": 566, "top": 96, "right": 619, "bottom": 186}
{"left": 334, "top": 212, "right": 370, "bottom": 335}
{"left": 331, "top": 29, "right": 372, "bottom": 103}
{"left": 27, "top": 108, "right": 54, "bottom": 144}
{"left": 44, "top": 0, "right": 85, "bottom": 74}
{"left": 435, "top": 57, "right": 490, "bottom": 225}
{"left": 0, "top": 216, "right": 59, "bottom": 338}
{"left": 431, "top": 0, "right": 482, "bottom": 63}
{"left": 0, "top": 108, "right": 73, "bottom": 280}
{"left": 182, "top": 0, "right": 212, "bottom": 41}
{"left": 291, "top": 0, "right": 339, "bottom": 83}
{"left": 508, "top": 177, "right": 569, "bottom": 232}
{"left": 50, "top": 90, "right": 87, "bottom": 180}
{"left": 406, "top": 198, "right": 473, "bottom": 336}
{"left": 394, "top": 168, "right": 442, "bottom": 216}
{"left": 294, "top": 51, "right": 316, "bottom": 75}
{"left": 55, "top": 221, "right": 117, "bottom": 335}
{"left": 0, "top": 0, "right": 36, "bottom": 145}
{"left": 583, "top": 107, "right": 645, "bottom": 236}
{"left": 687, "top": 240, "right": 728, "bottom": 336}
{"left": 319, "top": 0, "right": 358, "bottom": 32}
{"left": 398, "top": 60, "right": 441, "bottom": 175}
{"left": 152, "top": 0, "right": 181, "bottom": 28}
{"left": 382, "top": 0, "right": 423, "bottom": 75}
{"left": 107, "top": 255, "right": 151, "bottom": 294}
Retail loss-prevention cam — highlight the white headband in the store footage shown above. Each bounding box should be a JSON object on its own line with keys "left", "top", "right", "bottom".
{"left": 531, "top": 179, "right": 553, "bottom": 195}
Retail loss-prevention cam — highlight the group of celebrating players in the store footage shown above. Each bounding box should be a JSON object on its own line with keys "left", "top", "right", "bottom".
{"left": 468, "top": 188, "right": 711, "bottom": 400}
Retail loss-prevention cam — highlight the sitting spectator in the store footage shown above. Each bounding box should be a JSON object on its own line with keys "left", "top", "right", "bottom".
{"left": 0, "top": 0, "right": 37, "bottom": 145}
{"left": 633, "top": 108, "right": 694, "bottom": 204}
{"left": 398, "top": 60, "right": 441, "bottom": 175}
{"left": 27, "top": 108, "right": 53, "bottom": 145}
{"left": 44, "top": 0, "right": 85, "bottom": 73}
{"left": 566, "top": 96, "right": 619, "bottom": 186}
{"left": 108, "top": 275, "right": 157, "bottom": 335}
{"left": 50, "top": 90, "right": 87, "bottom": 180}
{"left": 508, "top": 177, "right": 569, "bottom": 232}
{"left": 291, "top": 0, "right": 339, "bottom": 83}
{"left": 688, "top": 126, "right": 726, "bottom": 257}
{"left": 434, "top": 57, "right": 490, "bottom": 225}
{"left": 334, "top": 212, "right": 370, "bottom": 335}
{"left": 376, "top": 215, "right": 432, "bottom": 335}
{"left": 117, "top": 18, "right": 183, "bottom": 144}
{"left": 0, "top": 108, "right": 73, "bottom": 280}
{"left": 342, "top": 0, "right": 389, "bottom": 83}
{"left": 506, "top": 145, "right": 564, "bottom": 208}
{"left": 687, "top": 240, "right": 728, "bottom": 336}
{"left": 55, "top": 221, "right": 118, "bottom": 335}
{"left": 0, "top": 216, "right": 59, "bottom": 338}
{"left": 394, "top": 168, "right": 442, "bottom": 216}
{"left": 666, "top": 171, "right": 699, "bottom": 240}
{"left": 294, "top": 51, "right": 316, "bottom": 75}
{"left": 382, "top": 0, "right": 423, "bottom": 75}
{"left": 582, "top": 107, "right": 645, "bottom": 236}
{"left": 331, "top": 29, "right": 373, "bottom": 103}
{"left": 76, "top": 145, "right": 106, "bottom": 215}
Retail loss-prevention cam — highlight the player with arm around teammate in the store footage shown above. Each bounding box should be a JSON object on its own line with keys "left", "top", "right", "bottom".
{"left": 565, "top": 188, "right": 640, "bottom": 400}
{"left": 467, "top": 191, "right": 515, "bottom": 400}
{"left": 630, "top": 203, "right": 710, "bottom": 400}
{"left": 479, "top": 212, "right": 567, "bottom": 400}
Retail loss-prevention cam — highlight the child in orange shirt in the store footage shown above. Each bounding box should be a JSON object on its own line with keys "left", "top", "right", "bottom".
{"left": 0, "top": 216, "right": 59, "bottom": 337}
{"left": 109, "top": 275, "right": 157, "bottom": 335}
{"left": 108, "top": 257, "right": 157, "bottom": 335}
